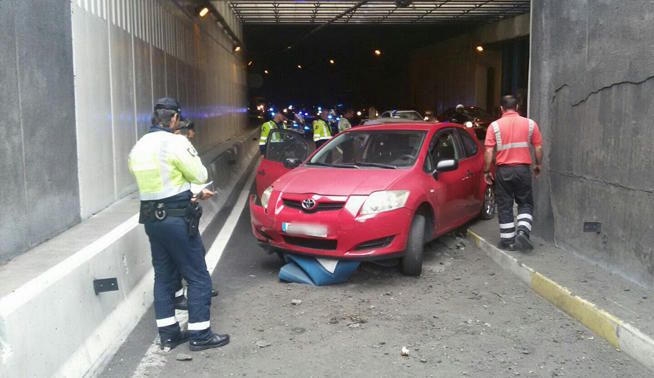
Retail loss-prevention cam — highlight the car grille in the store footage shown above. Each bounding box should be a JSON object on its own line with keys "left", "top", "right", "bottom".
{"left": 283, "top": 236, "right": 337, "bottom": 250}
{"left": 282, "top": 199, "right": 345, "bottom": 213}
{"left": 354, "top": 236, "right": 394, "bottom": 251}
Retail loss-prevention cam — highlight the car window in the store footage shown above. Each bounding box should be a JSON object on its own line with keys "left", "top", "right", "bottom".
{"left": 265, "top": 130, "right": 315, "bottom": 163}
{"left": 425, "top": 129, "right": 460, "bottom": 171}
{"left": 458, "top": 129, "right": 478, "bottom": 157}
{"left": 309, "top": 130, "right": 427, "bottom": 168}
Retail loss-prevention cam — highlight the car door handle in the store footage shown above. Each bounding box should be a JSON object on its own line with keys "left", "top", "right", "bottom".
{"left": 462, "top": 170, "right": 473, "bottom": 180}
{"left": 258, "top": 170, "right": 266, "bottom": 176}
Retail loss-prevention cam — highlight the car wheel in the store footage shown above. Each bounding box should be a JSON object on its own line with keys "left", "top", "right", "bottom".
{"left": 401, "top": 213, "right": 426, "bottom": 276}
{"left": 480, "top": 185, "right": 496, "bottom": 220}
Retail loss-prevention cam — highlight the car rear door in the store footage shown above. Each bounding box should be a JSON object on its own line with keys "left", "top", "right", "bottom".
{"left": 256, "top": 129, "right": 315, "bottom": 197}
{"left": 423, "top": 128, "right": 471, "bottom": 232}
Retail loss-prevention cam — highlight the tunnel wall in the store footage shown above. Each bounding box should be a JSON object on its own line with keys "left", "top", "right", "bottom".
{"left": 71, "top": 0, "right": 247, "bottom": 219}
{"left": 0, "top": 0, "right": 80, "bottom": 263}
{"left": 530, "top": 1, "right": 654, "bottom": 287}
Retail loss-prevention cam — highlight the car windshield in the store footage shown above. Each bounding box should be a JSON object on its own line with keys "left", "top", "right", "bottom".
{"left": 308, "top": 130, "right": 427, "bottom": 168}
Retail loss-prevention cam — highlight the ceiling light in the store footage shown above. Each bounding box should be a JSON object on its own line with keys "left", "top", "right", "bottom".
{"left": 475, "top": 45, "right": 484, "bottom": 52}
{"left": 264, "top": 69, "right": 269, "bottom": 74}
{"left": 356, "top": 111, "right": 362, "bottom": 116}
{"left": 374, "top": 49, "right": 382, "bottom": 56}
{"left": 247, "top": 60, "right": 253, "bottom": 67}
{"left": 297, "top": 64, "right": 303, "bottom": 69}
{"left": 329, "top": 59, "right": 335, "bottom": 64}
{"left": 233, "top": 45, "right": 241, "bottom": 52}
{"left": 198, "top": 7, "right": 210, "bottom": 17}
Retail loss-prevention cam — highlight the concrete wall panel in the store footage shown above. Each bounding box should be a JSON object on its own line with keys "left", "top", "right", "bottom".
{"left": 0, "top": 0, "right": 79, "bottom": 262}
{"left": 530, "top": 0, "right": 654, "bottom": 287}
{"left": 108, "top": 22, "right": 137, "bottom": 198}
{"left": 0, "top": 0, "right": 29, "bottom": 261}
{"left": 133, "top": 39, "right": 153, "bottom": 138}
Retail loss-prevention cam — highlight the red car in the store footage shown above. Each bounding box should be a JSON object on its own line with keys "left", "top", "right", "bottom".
{"left": 250, "top": 124, "right": 495, "bottom": 276}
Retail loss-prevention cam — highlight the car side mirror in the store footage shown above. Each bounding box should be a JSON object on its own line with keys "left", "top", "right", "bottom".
{"left": 283, "top": 157, "right": 302, "bottom": 169}
{"left": 432, "top": 159, "right": 458, "bottom": 178}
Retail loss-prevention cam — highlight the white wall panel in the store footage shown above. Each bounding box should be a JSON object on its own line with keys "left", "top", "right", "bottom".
{"left": 72, "top": 2, "right": 114, "bottom": 217}
{"left": 72, "top": 0, "right": 247, "bottom": 218}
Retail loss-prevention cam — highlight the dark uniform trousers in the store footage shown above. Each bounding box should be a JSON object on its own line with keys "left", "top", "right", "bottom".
{"left": 495, "top": 164, "right": 534, "bottom": 244}
{"left": 145, "top": 216, "right": 212, "bottom": 341}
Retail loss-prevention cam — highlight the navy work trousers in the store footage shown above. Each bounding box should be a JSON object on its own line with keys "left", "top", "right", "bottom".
{"left": 145, "top": 216, "right": 212, "bottom": 341}
{"left": 495, "top": 164, "right": 534, "bottom": 243}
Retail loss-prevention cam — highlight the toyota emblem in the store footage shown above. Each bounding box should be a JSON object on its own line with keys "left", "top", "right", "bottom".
{"left": 301, "top": 199, "right": 317, "bottom": 210}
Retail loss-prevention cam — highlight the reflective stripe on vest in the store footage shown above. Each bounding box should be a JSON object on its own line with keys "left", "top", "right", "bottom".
{"left": 492, "top": 119, "right": 533, "bottom": 151}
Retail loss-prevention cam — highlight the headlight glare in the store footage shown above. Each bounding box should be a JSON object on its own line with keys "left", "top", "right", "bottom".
{"left": 261, "top": 186, "right": 273, "bottom": 208}
{"left": 360, "top": 190, "right": 409, "bottom": 216}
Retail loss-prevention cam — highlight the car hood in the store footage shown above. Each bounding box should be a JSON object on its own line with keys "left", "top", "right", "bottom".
{"left": 273, "top": 166, "right": 410, "bottom": 196}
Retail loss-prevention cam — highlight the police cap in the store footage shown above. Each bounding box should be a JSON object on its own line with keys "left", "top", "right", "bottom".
{"left": 154, "top": 97, "right": 181, "bottom": 112}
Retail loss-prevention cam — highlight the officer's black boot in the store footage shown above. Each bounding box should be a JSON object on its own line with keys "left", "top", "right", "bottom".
{"left": 515, "top": 231, "right": 533, "bottom": 251}
{"left": 211, "top": 288, "right": 219, "bottom": 297}
{"left": 189, "top": 333, "right": 230, "bottom": 351}
{"left": 497, "top": 240, "right": 516, "bottom": 251}
{"left": 160, "top": 330, "right": 190, "bottom": 351}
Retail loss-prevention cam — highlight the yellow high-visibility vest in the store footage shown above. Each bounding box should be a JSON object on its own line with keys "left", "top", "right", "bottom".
{"left": 128, "top": 129, "right": 208, "bottom": 201}
{"left": 313, "top": 119, "right": 332, "bottom": 142}
{"left": 259, "top": 121, "right": 285, "bottom": 146}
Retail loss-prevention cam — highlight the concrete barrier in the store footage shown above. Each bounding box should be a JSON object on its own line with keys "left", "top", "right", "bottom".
{"left": 0, "top": 130, "right": 259, "bottom": 378}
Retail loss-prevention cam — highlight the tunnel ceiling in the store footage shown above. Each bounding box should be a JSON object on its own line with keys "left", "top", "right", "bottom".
{"left": 226, "top": 0, "right": 529, "bottom": 25}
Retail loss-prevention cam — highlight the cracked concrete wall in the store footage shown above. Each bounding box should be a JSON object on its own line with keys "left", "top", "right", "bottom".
{"left": 530, "top": 1, "right": 654, "bottom": 287}
{"left": 0, "top": 0, "right": 80, "bottom": 263}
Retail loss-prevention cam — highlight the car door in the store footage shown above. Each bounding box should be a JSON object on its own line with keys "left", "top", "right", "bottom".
{"left": 422, "top": 128, "right": 470, "bottom": 232}
{"left": 256, "top": 129, "right": 315, "bottom": 197}
{"left": 454, "top": 128, "right": 483, "bottom": 218}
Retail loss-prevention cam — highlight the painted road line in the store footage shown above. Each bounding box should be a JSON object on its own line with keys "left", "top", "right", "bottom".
{"left": 131, "top": 169, "right": 256, "bottom": 378}
{"left": 467, "top": 229, "right": 654, "bottom": 372}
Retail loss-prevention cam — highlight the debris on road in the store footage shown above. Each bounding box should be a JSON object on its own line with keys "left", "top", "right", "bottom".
{"left": 256, "top": 340, "right": 272, "bottom": 348}
{"left": 401, "top": 346, "right": 410, "bottom": 356}
{"left": 175, "top": 353, "right": 193, "bottom": 361}
{"left": 291, "top": 299, "right": 302, "bottom": 305}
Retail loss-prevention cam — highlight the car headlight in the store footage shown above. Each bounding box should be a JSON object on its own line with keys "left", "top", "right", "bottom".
{"left": 360, "top": 190, "right": 409, "bottom": 216}
{"left": 261, "top": 186, "right": 273, "bottom": 208}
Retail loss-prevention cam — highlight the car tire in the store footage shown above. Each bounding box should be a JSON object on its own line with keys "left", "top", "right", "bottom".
{"left": 401, "top": 213, "right": 426, "bottom": 276}
{"left": 480, "top": 185, "right": 496, "bottom": 220}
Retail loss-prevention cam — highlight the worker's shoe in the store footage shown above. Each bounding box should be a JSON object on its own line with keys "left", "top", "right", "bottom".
{"left": 497, "top": 240, "right": 516, "bottom": 251}
{"left": 160, "top": 331, "right": 190, "bottom": 351}
{"left": 174, "top": 295, "right": 188, "bottom": 311}
{"left": 515, "top": 231, "right": 534, "bottom": 252}
{"left": 211, "top": 288, "right": 219, "bottom": 297}
{"left": 189, "top": 333, "right": 230, "bottom": 351}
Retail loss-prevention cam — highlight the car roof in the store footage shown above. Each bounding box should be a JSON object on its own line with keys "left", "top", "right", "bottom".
{"left": 351, "top": 122, "right": 464, "bottom": 132}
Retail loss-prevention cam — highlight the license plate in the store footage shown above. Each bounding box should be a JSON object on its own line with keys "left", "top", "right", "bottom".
{"left": 282, "top": 222, "right": 328, "bottom": 238}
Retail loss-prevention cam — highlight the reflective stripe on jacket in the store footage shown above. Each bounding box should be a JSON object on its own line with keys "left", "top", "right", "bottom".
{"left": 128, "top": 129, "right": 208, "bottom": 201}
{"left": 313, "top": 119, "right": 332, "bottom": 141}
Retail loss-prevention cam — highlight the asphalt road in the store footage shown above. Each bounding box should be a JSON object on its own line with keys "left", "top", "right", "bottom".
{"left": 103, "top": 206, "right": 649, "bottom": 378}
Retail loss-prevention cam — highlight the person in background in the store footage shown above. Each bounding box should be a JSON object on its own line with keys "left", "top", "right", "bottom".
{"left": 338, "top": 109, "right": 353, "bottom": 133}
{"left": 259, "top": 112, "right": 286, "bottom": 154}
{"left": 483, "top": 95, "right": 543, "bottom": 252}
{"left": 313, "top": 109, "right": 332, "bottom": 148}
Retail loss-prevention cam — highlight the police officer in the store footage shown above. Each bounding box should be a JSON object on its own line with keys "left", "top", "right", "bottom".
{"left": 128, "top": 97, "right": 229, "bottom": 351}
{"left": 338, "top": 109, "right": 353, "bottom": 133}
{"left": 483, "top": 95, "right": 543, "bottom": 251}
{"left": 259, "top": 112, "right": 286, "bottom": 154}
{"left": 313, "top": 109, "right": 332, "bottom": 148}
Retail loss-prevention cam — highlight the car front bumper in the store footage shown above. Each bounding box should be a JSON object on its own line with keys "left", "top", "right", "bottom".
{"left": 249, "top": 194, "right": 412, "bottom": 260}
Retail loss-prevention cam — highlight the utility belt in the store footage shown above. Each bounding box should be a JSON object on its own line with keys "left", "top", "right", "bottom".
{"left": 139, "top": 200, "right": 203, "bottom": 237}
